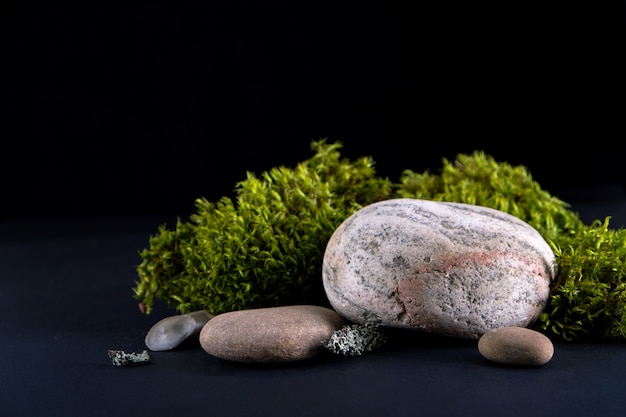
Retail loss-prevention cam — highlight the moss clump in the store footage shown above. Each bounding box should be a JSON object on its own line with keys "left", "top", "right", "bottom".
{"left": 394, "top": 151, "right": 584, "bottom": 245}
{"left": 134, "top": 140, "right": 392, "bottom": 315}
{"left": 539, "top": 219, "right": 626, "bottom": 341}
{"left": 134, "top": 140, "right": 626, "bottom": 342}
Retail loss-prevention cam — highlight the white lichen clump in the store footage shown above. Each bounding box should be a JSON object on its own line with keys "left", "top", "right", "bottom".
{"left": 322, "top": 323, "right": 387, "bottom": 356}
{"left": 108, "top": 349, "right": 151, "bottom": 366}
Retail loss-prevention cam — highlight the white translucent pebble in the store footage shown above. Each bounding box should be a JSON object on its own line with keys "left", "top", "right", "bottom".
{"left": 145, "top": 310, "right": 214, "bottom": 351}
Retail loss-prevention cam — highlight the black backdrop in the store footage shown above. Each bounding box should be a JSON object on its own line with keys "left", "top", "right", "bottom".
{"left": 3, "top": 1, "right": 625, "bottom": 220}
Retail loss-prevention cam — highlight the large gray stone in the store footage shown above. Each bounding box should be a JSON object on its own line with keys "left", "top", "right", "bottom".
{"left": 322, "top": 198, "right": 555, "bottom": 339}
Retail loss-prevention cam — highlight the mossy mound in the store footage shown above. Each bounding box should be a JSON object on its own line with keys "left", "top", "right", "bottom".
{"left": 134, "top": 140, "right": 392, "bottom": 315}
{"left": 134, "top": 140, "right": 626, "bottom": 342}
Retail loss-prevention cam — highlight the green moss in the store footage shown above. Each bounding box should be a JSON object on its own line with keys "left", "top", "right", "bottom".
{"left": 538, "top": 219, "right": 626, "bottom": 341}
{"left": 394, "top": 151, "right": 585, "bottom": 244}
{"left": 134, "top": 141, "right": 626, "bottom": 342}
{"left": 134, "top": 140, "right": 392, "bottom": 315}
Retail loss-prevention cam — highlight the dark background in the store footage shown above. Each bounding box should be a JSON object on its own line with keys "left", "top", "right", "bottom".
{"left": 2, "top": 1, "right": 625, "bottom": 220}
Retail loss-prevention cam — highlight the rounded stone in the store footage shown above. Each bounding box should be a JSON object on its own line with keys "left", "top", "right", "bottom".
{"left": 478, "top": 326, "right": 555, "bottom": 366}
{"left": 322, "top": 198, "right": 555, "bottom": 339}
{"left": 145, "top": 310, "right": 214, "bottom": 351}
{"left": 199, "top": 305, "right": 346, "bottom": 363}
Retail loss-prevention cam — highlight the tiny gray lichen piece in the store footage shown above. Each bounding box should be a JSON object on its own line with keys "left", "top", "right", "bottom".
{"left": 108, "top": 349, "right": 151, "bottom": 367}
{"left": 321, "top": 323, "right": 387, "bottom": 356}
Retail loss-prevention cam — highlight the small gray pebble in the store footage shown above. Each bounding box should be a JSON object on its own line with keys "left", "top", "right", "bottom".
{"left": 145, "top": 310, "right": 214, "bottom": 351}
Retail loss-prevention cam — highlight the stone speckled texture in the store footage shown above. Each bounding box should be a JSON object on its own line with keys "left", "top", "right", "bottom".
{"left": 199, "top": 305, "right": 346, "bottom": 363}
{"left": 478, "top": 327, "right": 555, "bottom": 366}
{"left": 322, "top": 198, "right": 555, "bottom": 339}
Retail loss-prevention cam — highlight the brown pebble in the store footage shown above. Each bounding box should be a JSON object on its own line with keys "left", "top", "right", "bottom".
{"left": 199, "top": 305, "right": 346, "bottom": 363}
{"left": 478, "top": 327, "right": 554, "bottom": 366}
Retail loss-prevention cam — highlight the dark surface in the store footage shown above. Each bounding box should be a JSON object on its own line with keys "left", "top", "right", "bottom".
{"left": 2, "top": 194, "right": 626, "bottom": 417}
